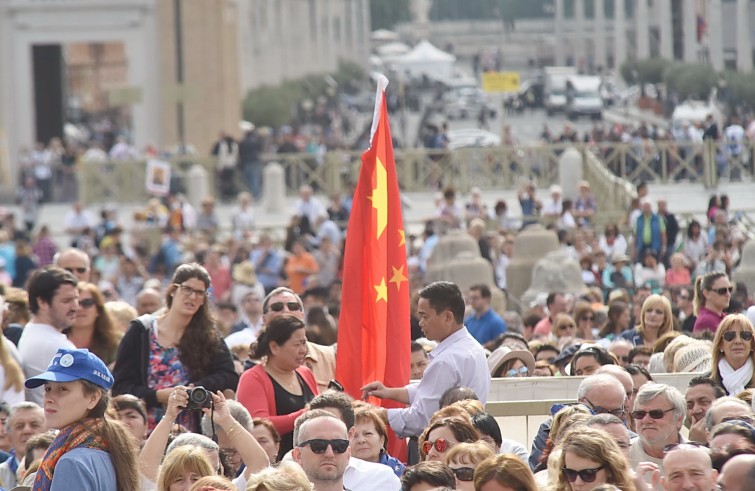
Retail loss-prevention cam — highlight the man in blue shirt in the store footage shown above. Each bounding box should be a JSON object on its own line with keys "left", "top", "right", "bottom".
{"left": 465, "top": 284, "right": 507, "bottom": 346}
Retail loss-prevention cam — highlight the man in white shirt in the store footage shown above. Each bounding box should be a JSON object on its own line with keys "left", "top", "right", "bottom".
{"left": 18, "top": 267, "right": 78, "bottom": 404}
{"left": 361, "top": 281, "right": 490, "bottom": 438}
{"left": 294, "top": 185, "right": 327, "bottom": 226}
{"left": 225, "top": 290, "right": 264, "bottom": 349}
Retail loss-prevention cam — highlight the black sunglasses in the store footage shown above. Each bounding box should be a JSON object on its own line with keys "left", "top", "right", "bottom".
{"left": 583, "top": 397, "right": 625, "bottom": 418}
{"left": 631, "top": 408, "right": 674, "bottom": 420}
{"left": 79, "top": 298, "right": 97, "bottom": 309}
{"left": 65, "top": 267, "right": 88, "bottom": 274}
{"left": 298, "top": 438, "right": 349, "bottom": 454}
{"left": 451, "top": 467, "right": 475, "bottom": 482}
{"left": 709, "top": 286, "right": 734, "bottom": 295}
{"left": 723, "top": 330, "right": 754, "bottom": 342}
{"left": 268, "top": 301, "right": 303, "bottom": 313}
{"left": 562, "top": 466, "right": 604, "bottom": 483}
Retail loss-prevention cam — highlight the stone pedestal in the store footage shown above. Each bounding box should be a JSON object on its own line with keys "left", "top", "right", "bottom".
{"left": 733, "top": 241, "right": 755, "bottom": 298}
{"left": 186, "top": 164, "right": 208, "bottom": 210}
{"left": 521, "top": 249, "right": 587, "bottom": 308}
{"left": 559, "top": 147, "right": 582, "bottom": 201}
{"left": 263, "top": 162, "right": 285, "bottom": 213}
{"left": 427, "top": 230, "right": 479, "bottom": 267}
{"left": 506, "top": 228, "right": 560, "bottom": 308}
{"left": 426, "top": 251, "right": 496, "bottom": 293}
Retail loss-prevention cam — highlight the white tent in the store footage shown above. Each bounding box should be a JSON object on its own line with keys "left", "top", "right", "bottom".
{"left": 371, "top": 29, "right": 400, "bottom": 43}
{"left": 391, "top": 40, "right": 456, "bottom": 81}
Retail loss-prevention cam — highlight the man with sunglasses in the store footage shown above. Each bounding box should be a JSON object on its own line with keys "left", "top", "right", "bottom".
{"left": 361, "top": 281, "right": 489, "bottom": 439}
{"left": 52, "top": 247, "right": 91, "bottom": 282}
{"left": 661, "top": 443, "right": 718, "bottom": 491}
{"left": 261, "top": 287, "right": 336, "bottom": 393}
{"left": 630, "top": 383, "right": 688, "bottom": 474}
{"left": 292, "top": 411, "right": 352, "bottom": 491}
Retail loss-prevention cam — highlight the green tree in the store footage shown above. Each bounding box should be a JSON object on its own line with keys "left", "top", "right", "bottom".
{"left": 663, "top": 63, "right": 717, "bottom": 100}
{"left": 370, "top": 0, "right": 411, "bottom": 30}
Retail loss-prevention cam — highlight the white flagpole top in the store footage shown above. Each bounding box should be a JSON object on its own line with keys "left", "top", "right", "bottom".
{"left": 369, "top": 74, "right": 389, "bottom": 146}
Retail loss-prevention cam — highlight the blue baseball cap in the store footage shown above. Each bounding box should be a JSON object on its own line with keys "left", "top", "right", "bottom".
{"left": 25, "top": 348, "right": 113, "bottom": 391}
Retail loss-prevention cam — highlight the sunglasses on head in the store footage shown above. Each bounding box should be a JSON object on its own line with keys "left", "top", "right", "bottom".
{"left": 268, "top": 301, "right": 302, "bottom": 313}
{"left": 709, "top": 286, "right": 734, "bottom": 295}
{"left": 65, "top": 267, "right": 88, "bottom": 274}
{"left": 421, "top": 437, "right": 454, "bottom": 455}
{"left": 299, "top": 439, "right": 349, "bottom": 454}
{"left": 723, "top": 330, "right": 754, "bottom": 342}
{"left": 663, "top": 442, "right": 707, "bottom": 454}
{"left": 451, "top": 467, "right": 475, "bottom": 482}
{"left": 79, "top": 298, "right": 97, "bottom": 309}
{"left": 562, "top": 466, "right": 604, "bottom": 483}
{"left": 631, "top": 408, "right": 674, "bottom": 420}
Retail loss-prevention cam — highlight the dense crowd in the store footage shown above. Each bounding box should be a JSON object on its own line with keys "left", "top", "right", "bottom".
{"left": 0, "top": 160, "right": 753, "bottom": 491}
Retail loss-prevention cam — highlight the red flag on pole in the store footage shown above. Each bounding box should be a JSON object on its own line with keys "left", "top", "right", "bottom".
{"left": 336, "top": 75, "right": 410, "bottom": 407}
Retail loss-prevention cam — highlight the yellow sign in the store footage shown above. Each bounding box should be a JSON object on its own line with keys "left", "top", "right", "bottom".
{"left": 482, "top": 71, "right": 521, "bottom": 93}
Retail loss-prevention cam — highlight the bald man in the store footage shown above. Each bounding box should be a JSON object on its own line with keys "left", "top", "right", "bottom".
{"left": 662, "top": 443, "right": 717, "bottom": 491}
{"left": 718, "top": 454, "right": 755, "bottom": 491}
{"left": 53, "top": 248, "right": 91, "bottom": 282}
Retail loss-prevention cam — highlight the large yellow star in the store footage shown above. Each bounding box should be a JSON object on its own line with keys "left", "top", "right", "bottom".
{"left": 398, "top": 229, "right": 405, "bottom": 246}
{"left": 369, "top": 157, "right": 388, "bottom": 239}
{"left": 374, "top": 277, "right": 388, "bottom": 303}
{"left": 389, "top": 265, "right": 408, "bottom": 291}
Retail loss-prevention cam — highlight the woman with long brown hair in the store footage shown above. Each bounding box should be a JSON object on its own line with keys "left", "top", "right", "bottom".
{"left": 68, "top": 282, "right": 122, "bottom": 366}
{"left": 25, "top": 348, "right": 139, "bottom": 490}
{"left": 112, "top": 263, "right": 238, "bottom": 432}
{"left": 693, "top": 271, "right": 731, "bottom": 335}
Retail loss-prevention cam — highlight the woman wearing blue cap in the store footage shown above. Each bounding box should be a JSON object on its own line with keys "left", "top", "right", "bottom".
{"left": 25, "top": 347, "right": 139, "bottom": 491}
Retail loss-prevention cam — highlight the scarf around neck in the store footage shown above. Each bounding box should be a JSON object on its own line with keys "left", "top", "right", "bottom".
{"left": 719, "top": 357, "right": 754, "bottom": 395}
{"left": 33, "top": 418, "right": 108, "bottom": 491}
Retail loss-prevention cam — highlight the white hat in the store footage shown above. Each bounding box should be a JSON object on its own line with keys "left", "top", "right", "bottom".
{"left": 487, "top": 346, "right": 536, "bottom": 378}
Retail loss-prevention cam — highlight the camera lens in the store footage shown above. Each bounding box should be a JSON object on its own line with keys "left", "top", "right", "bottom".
{"left": 190, "top": 388, "right": 208, "bottom": 403}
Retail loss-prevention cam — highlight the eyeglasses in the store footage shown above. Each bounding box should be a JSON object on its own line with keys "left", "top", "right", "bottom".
{"left": 583, "top": 397, "right": 625, "bottom": 418}
{"left": 298, "top": 439, "right": 349, "bottom": 454}
{"left": 268, "top": 301, "right": 303, "bottom": 313}
{"left": 65, "top": 267, "right": 88, "bottom": 274}
{"left": 79, "top": 298, "right": 97, "bottom": 309}
{"left": 709, "top": 286, "right": 734, "bottom": 295}
{"left": 506, "top": 366, "right": 528, "bottom": 377}
{"left": 450, "top": 467, "right": 475, "bottom": 482}
{"left": 421, "top": 437, "right": 455, "bottom": 455}
{"left": 631, "top": 408, "right": 674, "bottom": 420}
{"left": 663, "top": 442, "right": 707, "bottom": 454}
{"left": 562, "top": 466, "right": 604, "bottom": 483}
{"left": 174, "top": 284, "right": 207, "bottom": 299}
{"left": 723, "top": 330, "right": 754, "bottom": 342}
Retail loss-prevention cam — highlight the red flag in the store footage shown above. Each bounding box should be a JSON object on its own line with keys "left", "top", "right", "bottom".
{"left": 336, "top": 75, "right": 410, "bottom": 404}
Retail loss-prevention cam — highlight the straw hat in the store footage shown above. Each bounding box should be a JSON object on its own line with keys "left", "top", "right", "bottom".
{"left": 232, "top": 261, "right": 257, "bottom": 285}
{"left": 674, "top": 343, "right": 712, "bottom": 373}
{"left": 487, "top": 346, "right": 536, "bottom": 378}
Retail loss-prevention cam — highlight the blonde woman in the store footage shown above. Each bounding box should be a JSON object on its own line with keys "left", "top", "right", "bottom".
{"left": 553, "top": 427, "right": 636, "bottom": 491}
{"left": 156, "top": 445, "right": 215, "bottom": 491}
{"left": 246, "top": 461, "right": 313, "bottom": 491}
{"left": 444, "top": 441, "right": 495, "bottom": 491}
{"left": 710, "top": 314, "right": 755, "bottom": 395}
{"left": 620, "top": 294, "right": 673, "bottom": 347}
{"left": 0, "top": 331, "right": 23, "bottom": 405}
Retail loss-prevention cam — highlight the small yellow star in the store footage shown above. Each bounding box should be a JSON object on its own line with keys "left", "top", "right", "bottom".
{"left": 374, "top": 277, "right": 388, "bottom": 303}
{"left": 389, "top": 265, "right": 408, "bottom": 291}
{"left": 398, "top": 229, "right": 405, "bottom": 246}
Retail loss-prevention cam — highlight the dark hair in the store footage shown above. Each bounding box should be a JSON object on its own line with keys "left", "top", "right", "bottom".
{"left": 569, "top": 345, "right": 615, "bottom": 374}
{"left": 470, "top": 284, "right": 492, "bottom": 299}
{"left": 439, "top": 387, "right": 479, "bottom": 408}
{"left": 523, "top": 311, "right": 544, "bottom": 328}
{"left": 252, "top": 418, "right": 281, "bottom": 444}
{"left": 308, "top": 390, "right": 355, "bottom": 430}
{"left": 600, "top": 301, "right": 629, "bottom": 338}
{"left": 24, "top": 431, "right": 56, "bottom": 468}
{"left": 687, "top": 219, "right": 702, "bottom": 239}
{"left": 253, "top": 315, "right": 305, "bottom": 358}
{"left": 688, "top": 376, "right": 726, "bottom": 398}
{"left": 624, "top": 364, "right": 654, "bottom": 383}
{"left": 546, "top": 292, "right": 563, "bottom": 308}
{"left": 535, "top": 343, "right": 560, "bottom": 357}
{"left": 418, "top": 281, "right": 465, "bottom": 324}
{"left": 167, "top": 263, "right": 222, "bottom": 380}
{"left": 26, "top": 266, "right": 77, "bottom": 314}
{"left": 111, "top": 394, "right": 148, "bottom": 424}
{"left": 710, "top": 440, "right": 755, "bottom": 472}
{"left": 400, "top": 461, "right": 455, "bottom": 491}
{"left": 628, "top": 346, "right": 653, "bottom": 364}
{"left": 471, "top": 412, "right": 502, "bottom": 449}
{"left": 694, "top": 271, "right": 728, "bottom": 314}
{"left": 410, "top": 341, "right": 426, "bottom": 354}
{"left": 420, "top": 417, "right": 478, "bottom": 456}
{"left": 305, "top": 306, "right": 337, "bottom": 345}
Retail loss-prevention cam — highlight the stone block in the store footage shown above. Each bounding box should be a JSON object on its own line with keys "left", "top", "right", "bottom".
{"left": 521, "top": 249, "right": 587, "bottom": 307}
{"left": 506, "top": 227, "right": 560, "bottom": 306}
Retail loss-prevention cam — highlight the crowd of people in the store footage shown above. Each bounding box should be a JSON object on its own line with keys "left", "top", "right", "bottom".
{"left": 0, "top": 152, "right": 753, "bottom": 491}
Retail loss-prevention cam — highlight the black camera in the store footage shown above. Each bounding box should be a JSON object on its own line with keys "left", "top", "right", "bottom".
{"left": 185, "top": 386, "right": 212, "bottom": 410}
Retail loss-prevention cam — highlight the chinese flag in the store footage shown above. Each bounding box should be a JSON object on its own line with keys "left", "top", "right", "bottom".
{"left": 336, "top": 75, "right": 410, "bottom": 415}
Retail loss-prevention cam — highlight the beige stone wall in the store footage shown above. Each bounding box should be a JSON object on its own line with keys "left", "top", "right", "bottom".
{"left": 157, "top": 0, "right": 242, "bottom": 155}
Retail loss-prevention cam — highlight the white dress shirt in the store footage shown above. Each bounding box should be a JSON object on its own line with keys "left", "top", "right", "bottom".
{"left": 18, "top": 322, "right": 76, "bottom": 404}
{"left": 387, "top": 326, "right": 490, "bottom": 437}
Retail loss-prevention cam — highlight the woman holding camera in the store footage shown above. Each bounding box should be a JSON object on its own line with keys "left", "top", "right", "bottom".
{"left": 236, "top": 315, "right": 318, "bottom": 461}
{"left": 112, "top": 263, "right": 238, "bottom": 432}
